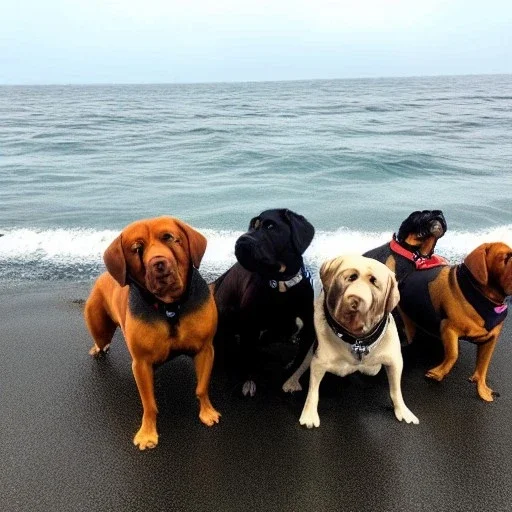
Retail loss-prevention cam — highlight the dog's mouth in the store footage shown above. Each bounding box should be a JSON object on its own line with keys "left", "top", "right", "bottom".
{"left": 235, "top": 238, "right": 280, "bottom": 275}
{"left": 145, "top": 258, "right": 183, "bottom": 302}
{"left": 341, "top": 312, "right": 366, "bottom": 335}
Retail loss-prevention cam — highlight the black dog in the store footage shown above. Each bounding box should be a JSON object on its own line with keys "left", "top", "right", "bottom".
{"left": 212, "top": 208, "right": 315, "bottom": 396}
{"left": 363, "top": 209, "right": 448, "bottom": 283}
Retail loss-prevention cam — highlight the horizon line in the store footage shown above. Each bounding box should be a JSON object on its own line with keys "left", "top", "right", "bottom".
{"left": 1, "top": 71, "right": 511, "bottom": 88}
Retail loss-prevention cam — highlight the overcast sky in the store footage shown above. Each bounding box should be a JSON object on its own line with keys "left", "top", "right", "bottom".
{"left": 1, "top": 0, "right": 511, "bottom": 84}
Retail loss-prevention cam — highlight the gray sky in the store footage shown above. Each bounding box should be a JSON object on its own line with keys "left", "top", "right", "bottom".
{"left": 1, "top": 0, "right": 511, "bottom": 84}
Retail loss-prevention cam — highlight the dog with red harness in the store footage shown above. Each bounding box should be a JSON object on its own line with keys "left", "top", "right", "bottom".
{"left": 363, "top": 209, "right": 448, "bottom": 283}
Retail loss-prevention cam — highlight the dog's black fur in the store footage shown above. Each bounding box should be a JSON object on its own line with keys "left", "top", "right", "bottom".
{"left": 212, "top": 208, "right": 315, "bottom": 395}
{"left": 363, "top": 209, "right": 447, "bottom": 283}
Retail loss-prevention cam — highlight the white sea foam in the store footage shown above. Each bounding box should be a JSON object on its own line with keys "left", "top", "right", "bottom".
{"left": 1, "top": 225, "right": 511, "bottom": 280}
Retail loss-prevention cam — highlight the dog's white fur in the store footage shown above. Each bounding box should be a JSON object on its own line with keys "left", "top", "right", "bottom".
{"left": 283, "top": 254, "right": 419, "bottom": 428}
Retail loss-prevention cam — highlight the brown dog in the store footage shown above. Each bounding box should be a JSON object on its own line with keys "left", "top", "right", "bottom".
{"left": 398, "top": 242, "right": 512, "bottom": 401}
{"left": 84, "top": 216, "right": 220, "bottom": 450}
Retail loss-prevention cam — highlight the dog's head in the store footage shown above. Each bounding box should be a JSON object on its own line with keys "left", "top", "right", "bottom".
{"left": 464, "top": 242, "right": 512, "bottom": 298}
{"left": 320, "top": 255, "right": 399, "bottom": 336}
{"left": 395, "top": 210, "right": 447, "bottom": 257}
{"left": 103, "top": 216, "right": 207, "bottom": 303}
{"left": 234, "top": 208, "right": 315, "bottom": 276}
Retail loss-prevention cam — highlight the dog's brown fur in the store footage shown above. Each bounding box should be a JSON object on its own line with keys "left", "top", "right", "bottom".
{"left": 400, "top": 242, "right": 512, "bottom": 401}
{"left": 84, "top": 216, "right": 220, "bottom": 450}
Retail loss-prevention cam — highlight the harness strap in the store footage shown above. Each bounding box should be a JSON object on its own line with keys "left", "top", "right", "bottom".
{"left": 456, "top": 264, "right": 508, "bottom": 331}
{"left": 390, "top": 238, "right": 448, "bottom": 270}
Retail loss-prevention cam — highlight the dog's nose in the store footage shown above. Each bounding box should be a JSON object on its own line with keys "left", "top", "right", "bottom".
{"left": 347, "top": 296, "right": 360, "bottom": 311}
{"left": 151, "top": 257, "right": 168, "bottom": 274}
{"left": 430, "top": 220, "right": 444, "bottom": 238}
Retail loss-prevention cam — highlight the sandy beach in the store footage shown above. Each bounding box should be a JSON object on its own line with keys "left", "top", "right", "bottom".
{"left": 1, "top": 279, "right": 512, "bottom": 512}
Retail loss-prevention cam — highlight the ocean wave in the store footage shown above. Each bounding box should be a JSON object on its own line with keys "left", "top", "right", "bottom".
{"left": 1, "top": 225, "right": 511, "bottom": 282}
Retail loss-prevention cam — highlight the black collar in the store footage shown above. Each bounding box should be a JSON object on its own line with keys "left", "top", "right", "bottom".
{"left": 268, "top": 265, "right": 312, "bottom": 291}
{"left": 323, "top": 300, "right": 389, "bottom": 361}
{"left": 127, "top": 276, "right": 186, "bottom": 325}
{"left": 456, "top": 264, "right": 508, "bottom": 331}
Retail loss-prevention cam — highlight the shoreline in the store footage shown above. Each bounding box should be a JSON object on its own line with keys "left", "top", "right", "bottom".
{"left": 1, "top": 281, "right": 512, "bottom": 511}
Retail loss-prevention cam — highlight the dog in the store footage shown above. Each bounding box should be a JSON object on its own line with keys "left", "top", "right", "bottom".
{"left": 84, "top": 216, "right": 220, "bottom": 450}
{"left": 212, "top": 208, "right": 315, "bottom": 397}
{"left": 398, "top": 242, "right": 512, "bottom": 402}
{"left": 363, "top": 209, "right": 448, "bottom": 283}
{"left": 287, "top": 254, "right": 419, "bottom": 428}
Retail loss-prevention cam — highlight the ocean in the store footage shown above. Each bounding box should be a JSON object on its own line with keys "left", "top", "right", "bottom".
{"left": 1, "top": 74, "right": 511, "bottom": 283}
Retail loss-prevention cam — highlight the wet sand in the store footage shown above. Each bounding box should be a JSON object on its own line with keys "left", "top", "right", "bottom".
{"left": 1, "top": 280, "right": 511, "bottom": 512}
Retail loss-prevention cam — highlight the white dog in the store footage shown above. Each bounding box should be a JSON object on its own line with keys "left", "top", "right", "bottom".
{"left": 283, "top": 254, "right": 419, "bottom": 428}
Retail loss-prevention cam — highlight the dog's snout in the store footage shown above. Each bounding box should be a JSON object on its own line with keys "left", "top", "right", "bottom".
{"left": 347, "top": 295, "right": 360, "bottom": 311}
{"left": 150, "top": 257, "right": 171, "bottom": 275}
{"left": 430, "top": 220, "right": 444, "bottom": 238}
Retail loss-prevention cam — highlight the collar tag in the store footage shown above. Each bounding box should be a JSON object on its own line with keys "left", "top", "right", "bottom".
{"left": 351, "top": 342, "right": 370, "bottom": 361}
{"left": 268, "top": 266, "right": 311, "bottom": 291}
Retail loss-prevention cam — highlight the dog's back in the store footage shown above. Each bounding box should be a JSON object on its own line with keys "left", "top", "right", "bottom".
{"left": 398, "top": 266, "right": 448, "bottom": 338}
{"left": 363, "top": 242, "right": 418, "bottom": 283}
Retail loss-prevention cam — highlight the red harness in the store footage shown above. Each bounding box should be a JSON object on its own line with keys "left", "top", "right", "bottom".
{"left": 389, "top": 239, "right": 449, "bottom": 270}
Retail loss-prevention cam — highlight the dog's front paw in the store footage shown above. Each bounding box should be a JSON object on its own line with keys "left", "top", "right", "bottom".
{"left": 133, "top": 427, "right": 158, "bottom": 450}
{"left": 199, "top": 406, "right": 221, "bottom": 426}
{"left": 242, "top": 380, "right": 257, "bottom": 397}
{"left": 299, "top": 410, "right": 320, "bottom": 428}
{"left": 394, "top": 406, "right": 419, "bottom": 425}
{"left": 89, "top": 344, "right": 110, "bottom": 358}
{"left": 282, "top": 377, "right": 302, "bottom": 393}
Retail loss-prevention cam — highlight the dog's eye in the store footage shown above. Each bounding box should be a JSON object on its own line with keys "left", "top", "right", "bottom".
{"left": 265, "top": 223, "right": 275, "bottom": 230}
{"left": 348, "top": 273, "right": 358, "bottom": 282}
{"left": 162, "top": 233, "right": 175, "bottom": 242}
{"left": 131, "top": 243, "right": 143, "bottom": 254}
{"left": 369, "top": 276, "right": 378, "bottom": 286}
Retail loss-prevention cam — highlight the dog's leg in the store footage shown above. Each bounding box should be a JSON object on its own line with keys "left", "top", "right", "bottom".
{"left": 469, "top": 335, "right": 499, "bottom": 402}
{"left": 84, "top": 291, "right": 117, "bottom": 357}
{"left": 239, "top": 329, "right": 260, "bottom": 397}
{"left": 426, "top": 322, "right": 459, "bottom": 381}
{"left": 193, "top": 342, "right": 221, "bottom": 426}
{"left": 282, "top": 345, "right": 313, "bottom": 393}
{"left": 131, "top": 359, "right": 159, "bottom": 450}
{"left": 397, "top": 308, "right": 416, "bottom": 344}
{"left": 299, "top": 356, "right": 326, "bottom": 428}
{"left": 385, "top": 361, "right": 419, "bottom": 424}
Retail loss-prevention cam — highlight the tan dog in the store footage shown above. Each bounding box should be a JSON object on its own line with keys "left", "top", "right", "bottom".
{"left": 287, "top": 255, "right": 418, "bottom": 428}
{"left": 398, "top": 242, "right": 512, "bottom": 401}
{"left": 84, "top": 216, "right": 220, "bottom": 450}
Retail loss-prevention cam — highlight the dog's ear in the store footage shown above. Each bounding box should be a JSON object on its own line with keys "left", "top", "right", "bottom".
{"left": 464, "top": 243, "right": 490, "bottom": 286}
{"left": 175, "top": 219, "right": 207, "bottom": 269}
{"left": 320, "top": 257, "right": 343, "bottom": 291}
{"left": 282, "top": 209, "right": 315, "bottom": 254}
{"left": 103, "top": 235, "right": 127, "bottom": 286}
{"left": 384, "top": 273, "right": 400, "bottom": 313}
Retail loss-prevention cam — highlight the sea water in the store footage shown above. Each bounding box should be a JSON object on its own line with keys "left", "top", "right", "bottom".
{"left": 1, "top": 74, "right": 511, "bottom": 282}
